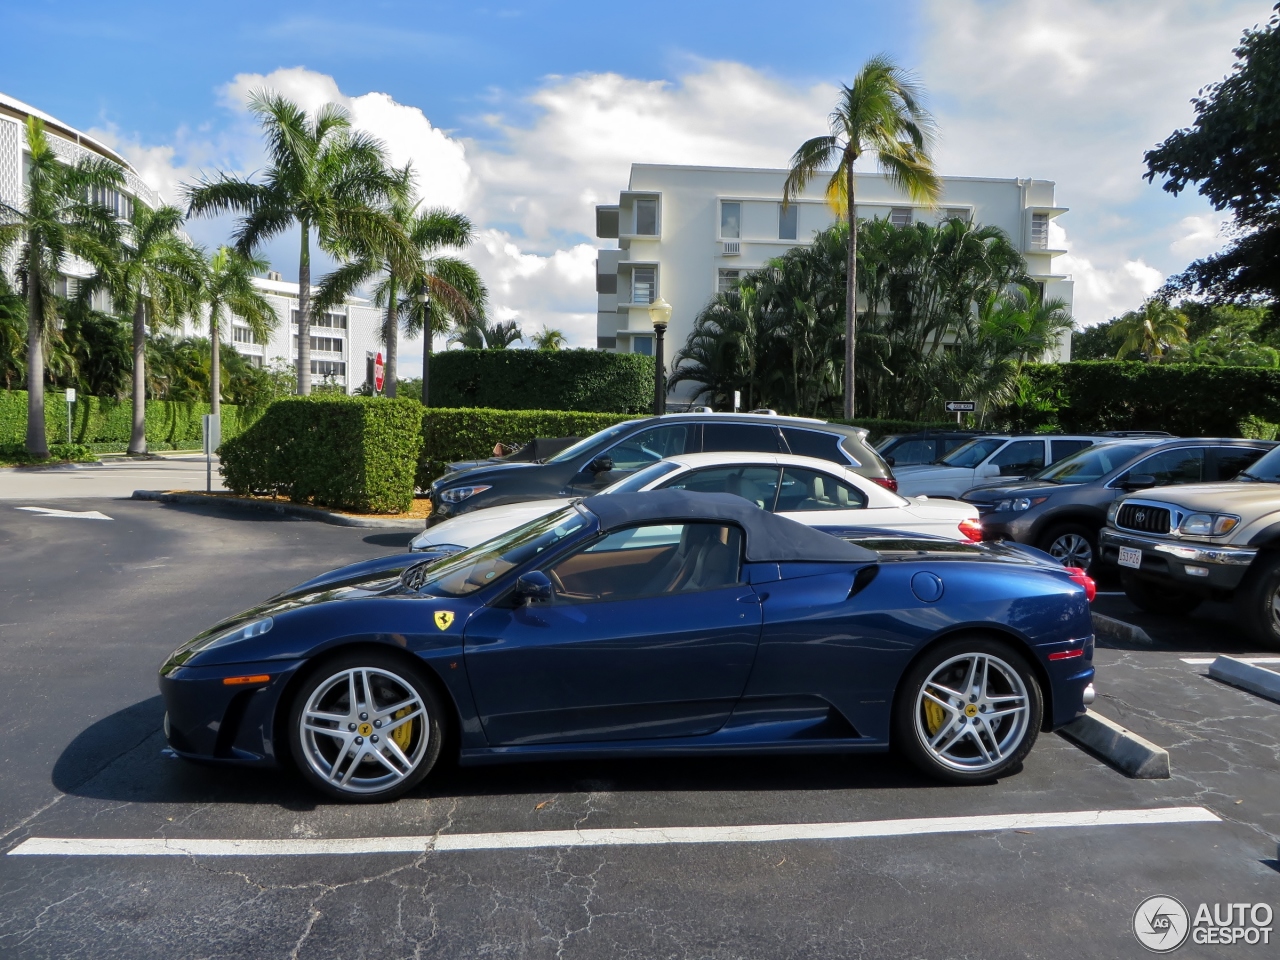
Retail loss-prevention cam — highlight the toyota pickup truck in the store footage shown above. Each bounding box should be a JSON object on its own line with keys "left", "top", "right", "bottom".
{"left": 1098, "top": 443, "right": 1280, "bottom": 649}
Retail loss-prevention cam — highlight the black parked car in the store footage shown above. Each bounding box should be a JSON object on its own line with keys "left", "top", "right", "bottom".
{"left": 427, "top": 413, "right": 896, "bottom": 525}
{"left": 875, "top": 430, "right": 992, "bottom": 467}
{"left": 961, "top": 437, "right": 1275, "bottom": 572}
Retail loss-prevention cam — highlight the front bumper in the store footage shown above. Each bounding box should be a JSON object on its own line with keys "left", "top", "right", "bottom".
{"left": 1099, "top": 528, "right": 1256, "bottom": 593}
{"left": 975, "top": 509, "right": 1038, "bottom": 544}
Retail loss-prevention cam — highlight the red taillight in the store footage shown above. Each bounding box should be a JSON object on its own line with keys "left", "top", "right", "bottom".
{"left": 871, "top": 476, "right": 899, "bottom": 493}
{"left": 957, "top": 518, "right": 983, "bottom": 542}
{"left": 1065, "top": 566, "right": 1096, "bottom": 602}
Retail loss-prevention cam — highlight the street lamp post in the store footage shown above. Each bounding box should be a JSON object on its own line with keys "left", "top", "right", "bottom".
{"left": 417, "top": 285, "right": 431, "bottom": 406}
{"left": 648, "top": 296, "right": 672, "bottom": 416}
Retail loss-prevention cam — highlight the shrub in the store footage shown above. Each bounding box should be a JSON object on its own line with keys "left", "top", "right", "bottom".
{"left": 419, "top": 407, "right": 637, "bottom": 486}
{"left": 421, "top": 350, "right": 655, "bottom": 413}
{"left": 220, "top": 396, "right": 424, "bottom": 513}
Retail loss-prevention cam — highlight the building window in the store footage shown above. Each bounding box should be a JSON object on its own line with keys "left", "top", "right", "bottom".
{"left": 88, "top": 185, "right": 133, "bottom": 221}
{"left": 631, "top": 336, "right": 654, "bottom": 356}
{"left": 1031, "top": 213, "right": 1049, "bottom": 249}
{"left": 310, "top": 360, "right": 346, "bottom": 376}
{"left": 717, "top": 269, "right": 740, "bottom": 294}
{"left": 889, "top": 207, "right": 912, "bottom": 228}
{"left": 778, "top": 203, "right": 798, "bottom": 240}
{"left": 720, "top": 201, "right": 741, "bottom": 239}
{"left": 293, "top": 335, "right": 345, "bottom": 352}
{"left": 942, "top": 208, "right": 970, "bottom": 222}
{"left": 596, "top": 273, "right": 618, "bottom": 295}
{"left": 291, "top": 310, "right": 348, "bottom": 329}
{"left": 635, "top": 198, "right": 658, "bottom": 236}
{"left": 632, "top": 267, "right": 655, "bottom": 305}
{"left": 232, "top": 326, "right": 257, "bottom": 344}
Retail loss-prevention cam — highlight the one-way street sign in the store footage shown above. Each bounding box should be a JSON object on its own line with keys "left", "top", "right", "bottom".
{"left": 944, "top": 400, "right": 976, "bottom": 413}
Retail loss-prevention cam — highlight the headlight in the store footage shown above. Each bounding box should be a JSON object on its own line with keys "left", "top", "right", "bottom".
{"left": 995, "top": 496, "right": 1048, "bottom": 512}
{"left": 164, "top": 617, "right": 274, "bottom": 671}
{"left": 438, "top": 485, "right": 492, "bottom": 505}
{"left": 1179, "top": 513, "right": 1241, "bottom": 537}
{"left": 1106, "top": 501, "right": 1120, "bottom": 524}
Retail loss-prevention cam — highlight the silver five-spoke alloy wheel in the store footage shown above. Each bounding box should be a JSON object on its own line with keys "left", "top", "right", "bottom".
{"left": 298, "top": 667, "right": 430, "bottom": 796}
{"left": 1047, "top": 532, "right": 1093, "bottom": 569}
{"left": 914, "top": 652, "right": 1031, "bottom": 774}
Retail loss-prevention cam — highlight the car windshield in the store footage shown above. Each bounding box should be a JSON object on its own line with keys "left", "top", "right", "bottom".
{"left": 413, "top": 507, "right": 591, "bottom": 598}
{"left": 1032, "top": 441, "right": 1159, "bottom": 484}
{"left": 600, "top": 460, "right": 683, "bottom": 494}
{"left": 1240, "top": 445, "right": 1280, "bottom": 482}
{"left": 938, "top": 438, "right": 1006, "bottom": 468}
{"left": 543, "top": 421, "right": 641, "bottom": 464}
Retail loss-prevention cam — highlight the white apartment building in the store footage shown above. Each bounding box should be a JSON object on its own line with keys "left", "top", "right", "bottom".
{"left": 595, "top": 164, "right": 1073, "bottom": 403}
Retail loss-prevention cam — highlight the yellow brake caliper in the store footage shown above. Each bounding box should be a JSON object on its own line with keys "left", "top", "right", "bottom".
{"left": 392, "top": 707, "right": 414, "bottom": 751}
{"left": 923, "top": 693, "right": 946, "bottom": 736}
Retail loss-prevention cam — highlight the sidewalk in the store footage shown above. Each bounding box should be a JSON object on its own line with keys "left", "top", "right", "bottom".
{"left": 0, "top": 454, "right": 225, "bottom": 500}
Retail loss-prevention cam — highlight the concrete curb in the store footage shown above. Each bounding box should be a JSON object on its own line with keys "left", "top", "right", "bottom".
{"left": 1058, "top": 709, "right": 1171, "bottom": 779}
{"left": 1091, "top": 612, "right": 1155, "bottom": 646}
{"left": 1208, "top": 656, "right": 1280, "bottom": 704}
{"left": 131, "top": 490, "right": 425, "bottom": 530}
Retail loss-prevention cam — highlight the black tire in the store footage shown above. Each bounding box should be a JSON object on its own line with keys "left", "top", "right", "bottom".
{"left": 287, "top": 650, "right": 447, "bottom": 802}
{"left": 1120, "top": 570, "right": 1202, "bottom": 616}
{"left": 1238, "top": 556, "right": 1280, "bottom": 651}
{"left": 1038, "top": 522, "right": 1098, "bottom": 573}
{"left": 893, "top": 635, "right": 1043, "bottom": 784}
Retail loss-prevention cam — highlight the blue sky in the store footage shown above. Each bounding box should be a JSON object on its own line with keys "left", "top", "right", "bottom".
{"left": 2, "top": 1, "right": 1273, "bottom": 370}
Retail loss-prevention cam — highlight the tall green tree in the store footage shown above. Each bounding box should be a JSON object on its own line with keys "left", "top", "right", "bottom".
{"left": 185, "top": 91, "right": 411, "bottom": 395}
{"left": 532, "top": 326, "right": 567, "bottom": 350}
{"left": 1110, "top": 299, "right": 1190, "bottom": 361}
{"left": 449, "top": 318, "right": 522, "bottom": 350}
{"left": 0, "top": 118, "right": 123, "bottom": 456}
{"left": 782, "top": 55, "right": 941, "bottom": 418}
{"left": 200, "top": 246, "right": 276, "bottom": 414}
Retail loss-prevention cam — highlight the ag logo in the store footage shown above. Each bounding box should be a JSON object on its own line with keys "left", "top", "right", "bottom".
{"left": 1133, "top": 895, "right": 1190, "bottom": 953}
{"left": 433, "top": 610, "right": 455, "bottom": 631}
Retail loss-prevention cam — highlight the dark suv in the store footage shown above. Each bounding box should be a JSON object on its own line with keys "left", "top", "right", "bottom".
{"left": 876, "top": 430, "right": 991, "bottom": 467}
{"left": 426, "top": 413, "right": 894, "bottom": 525}
{"left": 961, "top": 437, "right": 1275, "bottom": 572}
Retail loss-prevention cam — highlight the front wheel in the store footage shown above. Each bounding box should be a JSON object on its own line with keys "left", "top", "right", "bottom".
{"left": 288, "top": 651, "right": 446, "bottom": 802}
{"left": 1039, "top": 523, "right": 1097, "bottom": 573}
{"left": 1120, "top": 570, "right": 1201, "bottom": 616}
{"left": 1239, "top": 556, "right": 1280, "bottom": 651}
{"left": 894, "top": 637, "right": 1043, "bottom": 784}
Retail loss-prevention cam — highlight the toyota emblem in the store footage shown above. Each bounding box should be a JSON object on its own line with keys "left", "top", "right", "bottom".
{"left": 1135, "top": 510, "right": 1147, "bottom": 523}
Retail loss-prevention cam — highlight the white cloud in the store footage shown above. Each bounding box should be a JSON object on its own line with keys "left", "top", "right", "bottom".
{"left": 1053, "top": 221, "right": 1164, "bottom": 325}
{"left": 1169, "top": 212, "right": 1231, "bottom": 260}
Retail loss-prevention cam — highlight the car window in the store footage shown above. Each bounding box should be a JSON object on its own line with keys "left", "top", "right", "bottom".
{"left": 1214, "top": 446, "right": 1268, "bottom": 481}
{"left": 990, "top": 440, "right": 1045, "bottom": 476}
{"left": 605, "top": 424, "right": 696, "bottom": 471}
{"left": 939, "top": 437, "right": 1005, "bottom": 468}
{"left": 774, "top": 467, "right": 868, "bottom": 512}
{"left": 661, "top": 465, "right": 782, "bottom": 510}
{"left": 941, "top": 437, "right": 976, "bottom": 456}
{"left": 1034, "top": 441, "right": 1159, "bottom": 484}
{"left": 547, "top": 522, "right": 743, "bottom": 601}
{"left": 544, "top": 422, "right": 640, "bottom": 464}
{"left": 1051, "top": 439, "right": 1092, "bottom": 461}
{"left": 1131, "top": 447, "right": 1205, "bottom": 485}
{"left": 885, "top": 438, "right": 937, "bottom": 464}
{"left": 600, "top": 460, "right": 683, "bottom": 494}
{"left": 781, "top": 427, "right": 844, "bottom": 463}
{"left": 701, "top": 422, "right": 785, "bottom": 454}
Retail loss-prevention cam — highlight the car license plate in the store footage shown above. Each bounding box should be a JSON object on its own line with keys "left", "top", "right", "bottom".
{"left": 1117, "top": 546, "right": 1142, "bottom": 570}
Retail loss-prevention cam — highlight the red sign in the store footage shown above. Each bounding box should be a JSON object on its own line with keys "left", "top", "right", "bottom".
{"left": 374, "top": 352, "right": 385, "bottom": 393}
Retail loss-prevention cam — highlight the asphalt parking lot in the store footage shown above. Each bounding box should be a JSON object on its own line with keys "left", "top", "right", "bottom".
{"left": 1, "top": 486, "right": 1278, "bottom": 958}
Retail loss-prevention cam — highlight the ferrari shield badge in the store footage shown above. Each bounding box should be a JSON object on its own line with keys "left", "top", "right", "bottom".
{"left": 433, "top": 610, "right": 455, "bottom": 631}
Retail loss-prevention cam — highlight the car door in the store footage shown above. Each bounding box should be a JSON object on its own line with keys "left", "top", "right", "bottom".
{"left": 462, "top": 521, "right": 763, "bottom": 745}
{"left": 568, "top": 423, "right": 697, "bottom": 495}
{"left": 1050, "top": 439, "right": 1093, "bottom": 463}
{"left": 985, "top": 439, "right": 1046, "bottom": 480}
{"left": 1128, "top": 446, "right": 1207, "bottom": 487}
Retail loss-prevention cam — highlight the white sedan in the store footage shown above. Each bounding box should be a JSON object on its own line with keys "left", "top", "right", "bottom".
{"left": 410, "top": 452, "right": 981, "bottom": 553}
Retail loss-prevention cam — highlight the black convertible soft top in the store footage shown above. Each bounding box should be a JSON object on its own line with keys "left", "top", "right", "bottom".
{"left": 582, "top": 490, "right": 876, "bottom": 564}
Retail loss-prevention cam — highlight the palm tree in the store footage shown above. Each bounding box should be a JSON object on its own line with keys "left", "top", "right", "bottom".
{"left": 200, "top": 247, "right": 276, "bottom": 414}
{"left": 782, "top": 55, "right": 941, "bottom": 418}
{"left": 184, "top": 91, "right": 411, "bottom": 395}
{"left": 0, "top": 118, "right": 123, "bottom": 457}
{"left": 92, "top": 203, "right": 203, "bottom": 454}
{"left": 1111, "top": 299, "right": 1190, "bottom": 361}
{"left": 532, "top": 326, "right": 567, "bottom": 350}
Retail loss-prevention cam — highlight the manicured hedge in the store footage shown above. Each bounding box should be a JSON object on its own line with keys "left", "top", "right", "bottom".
{"left": 419, "top": 407, "right": 636, "bottom": 487}
{"left": 0, "top": 390, "right": 256, "bottom": 452}
{"left": 425, "top": 349, "right": 655, "bottom": 413}
{"left": 1000, "top": 362, "right": 1280, "bottom": 436}
{"left": 220, "top": 396, "right": 424, "bottom": 513}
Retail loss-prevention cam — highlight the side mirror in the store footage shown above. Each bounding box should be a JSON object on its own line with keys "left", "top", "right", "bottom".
{"left": 1122, "top": 473, "right": 1157, "bottom": 491}
{"left": 978, "top": 462, "right": 1001, "bottom": 478}
{"left": 884, "top": 455, "right": 896, "bottom": 467}
{"left": 514, "top": 570, "right": 553, "bottom": 604}
{"left": 588, "top": 455, "right": 614, "bottom": 474}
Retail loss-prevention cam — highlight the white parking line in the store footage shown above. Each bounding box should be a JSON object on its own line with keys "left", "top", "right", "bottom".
{"left": 1181, "top": 657, "right": 1280, "bottom": 665}
{"left": 8, "top": 806, "right": 1219, "bottom": 857}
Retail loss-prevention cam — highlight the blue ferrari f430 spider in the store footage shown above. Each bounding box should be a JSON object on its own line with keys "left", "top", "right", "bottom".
{"left": 159, "top": 490, "right": 1096, "bottom": 801}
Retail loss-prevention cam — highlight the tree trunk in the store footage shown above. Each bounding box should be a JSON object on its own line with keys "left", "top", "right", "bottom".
{"left": 24, "top": 277, "right": 49, "bottom": 458}
{"left": 383, "top": 274, "right": 398, "bottom": 398}
{"left": 421, "top": 300, "right": 432, "bottom": 407}
{"left": 210, "top": 307, "right": 221, "bottom": 417}
{"left": 844, "top": 160, "right": 857, "bottom": 420}
{"left": 128, "top": 300, "right": 147, "bottom": 455}
{"left": 296, "top": 226, "right": 311, "bottom": 396}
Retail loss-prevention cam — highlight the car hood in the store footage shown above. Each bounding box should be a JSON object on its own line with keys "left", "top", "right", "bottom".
{"left": 434, "top": 460, "right": 546, "bottom": 486}
{"left": 1121, "top": 480, "right": 1280, "bottom": 513}
{"left": 412, "top": 499, "right": 573, "bottom": 550}
{"left": 893, "top": 464, "right": 972, "bottom": 479}
{"left": 902, "top": 497, "right": 978, "bottom": 519}
{"left": 962, "top": 481, "right": 1060, "bottom": 502}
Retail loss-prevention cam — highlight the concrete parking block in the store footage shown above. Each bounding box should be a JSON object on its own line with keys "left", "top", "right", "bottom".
{"left": 1090, "top": 612, "right": 1154, "bottom": 646}
{"left": 1209, "top": 655, "right": 1280, "bottom": 704}
{"left": 1059, "top": 709, "right": 1171, "bottom": 779}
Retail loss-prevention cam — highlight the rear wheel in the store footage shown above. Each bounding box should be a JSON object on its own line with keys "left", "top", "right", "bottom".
{"left": 1239, "top": 556, "right": 1280, "bottom": 651}
{"left": 894, "top": 636, "right": 1043, "bottom": 784}
{"left": 288, "top": 651, "right": 445, "bottom": 802}
{"left": 1039, "top": 523, "right": 1097, "bottom": 573}
{"left": 1120, "top": 570, "right": 1201, "bottom": 616}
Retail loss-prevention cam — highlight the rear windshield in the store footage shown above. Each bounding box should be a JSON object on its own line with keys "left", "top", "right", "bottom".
{"left": 1032, "top": 441, "right": 1158, "bottom": 484}
{"left": 938, "top": 437, "right": 1005, "bottom": 468}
